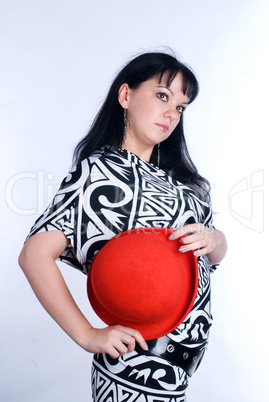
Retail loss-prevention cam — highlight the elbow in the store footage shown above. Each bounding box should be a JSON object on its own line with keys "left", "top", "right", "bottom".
{"left": 18, "top": 231, "right": 68, "bottom": 273}
{"left": 18, "top": 245, "right": 29, "bottom": 272}
{"left": 18, "top": 239, "right": 35, "bottom": 274}
{"left": 208, "top": 230, "right": 228, "bottom": 265}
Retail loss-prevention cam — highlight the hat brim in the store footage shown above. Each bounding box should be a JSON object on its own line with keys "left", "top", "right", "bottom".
{"left": 87, "top": 227, "right": 198, "bottom": 340}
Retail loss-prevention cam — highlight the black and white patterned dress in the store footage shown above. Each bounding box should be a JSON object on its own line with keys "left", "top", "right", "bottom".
{"left": 28, "top": 145, "right": 217, "bottom": 401}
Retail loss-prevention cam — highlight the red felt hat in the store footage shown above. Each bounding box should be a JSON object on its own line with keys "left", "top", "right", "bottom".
{"left": 87, "top": 227, "right": 198, "bottom": 340}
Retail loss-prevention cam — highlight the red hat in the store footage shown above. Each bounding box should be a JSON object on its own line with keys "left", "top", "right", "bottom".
{"left": 87, "top": 227, "right": 198, "bottom": 340}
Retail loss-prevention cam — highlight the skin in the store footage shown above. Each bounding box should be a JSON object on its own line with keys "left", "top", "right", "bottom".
{"left": 119, "top": 74, "right": 227, "bottom": 265}
{"left": 19, "top": 73, "right": 227, "bottom": 359}
{"left": 118, "top": 74, "right": 188, "bottom": 161}
{"left": 169, "top": 223, "right": 227, "bottom": 266}
{"left": 19, "top": 231, "right": 147, "bottom": 358}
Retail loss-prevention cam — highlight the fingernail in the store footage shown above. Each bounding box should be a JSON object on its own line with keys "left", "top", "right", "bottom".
{"left": 194, "top": 251, "right": 199, "bottom": 256}
{"left": 168, "top": 234, "right": 174, "bottom": 240}
{"left": 179, "top": 246, "right": 186, "bottom": 252}
{"left": 144, "top": 343, "right": 148, "bottom": 351}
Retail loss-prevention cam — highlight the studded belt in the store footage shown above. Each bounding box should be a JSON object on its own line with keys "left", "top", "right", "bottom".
{"left": 135, "top": 335, "right": 205, "bottom": 377}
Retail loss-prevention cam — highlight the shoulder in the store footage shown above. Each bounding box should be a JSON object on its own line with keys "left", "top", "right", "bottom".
{"left": 64, "top": 147, "right": 109, "bottom": 187}
{"left": 69, "top": 146, "right": 134, "bottom": 188}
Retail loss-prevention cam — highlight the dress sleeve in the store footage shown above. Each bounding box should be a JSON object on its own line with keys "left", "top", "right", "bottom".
{"left": 26, "top": 158, "right": 91, "bottom": 274}
{"left": 202, "top": 200, "right": 219, "bottom": 272}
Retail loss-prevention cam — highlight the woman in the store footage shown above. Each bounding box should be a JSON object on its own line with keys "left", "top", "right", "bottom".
{"left": 19, "top": 52, "right": 227, "bottom": 401}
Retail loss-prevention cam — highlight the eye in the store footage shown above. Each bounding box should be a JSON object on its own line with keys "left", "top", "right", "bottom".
{"left": 177, "top": 105, "right": 184, "bottom": 114}
{"left": 157, "top": 92, "right": 168, "bottom": 101}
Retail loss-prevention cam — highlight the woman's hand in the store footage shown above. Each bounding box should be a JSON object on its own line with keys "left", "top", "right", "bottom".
{"left": 80, "top": 325, "right": 148, "bottom": 359}
{"left": 169, "top": 223, "right": 227, "bottom": 265}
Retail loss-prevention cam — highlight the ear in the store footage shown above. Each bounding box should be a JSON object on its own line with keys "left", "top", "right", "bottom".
{"left": 118, "top": 83, "right": 130, "bottom": 108}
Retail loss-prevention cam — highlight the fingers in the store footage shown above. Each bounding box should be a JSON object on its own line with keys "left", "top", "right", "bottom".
{"left": 102, "top": 326, "right": 136, "bottom": 358}
{"left": 121, "top": 326, "right": 148, "bottom": 353}
{"left": 87, "top": 325, "right": 147, "bottom": 359}
{"left": 169, "top": 224, "right": 216, "bottom": 257}
{"left": 169, "top": 223, "right": 205, "bottom": 240}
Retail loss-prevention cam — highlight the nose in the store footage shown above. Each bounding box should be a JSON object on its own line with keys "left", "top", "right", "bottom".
{"left": 163, "top": 107, "right": 178, "bottom": 122}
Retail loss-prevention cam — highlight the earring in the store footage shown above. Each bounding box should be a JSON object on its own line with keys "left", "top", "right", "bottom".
{"left": 123, "top": 108, "right": 127, "bottom": 140}
{"left": 157, "top": 143, "right": 160, "bottom": 167}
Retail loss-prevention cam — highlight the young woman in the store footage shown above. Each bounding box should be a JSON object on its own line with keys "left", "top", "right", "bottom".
{"left": 19, "top": 52, "right": 227, "bottom": 401}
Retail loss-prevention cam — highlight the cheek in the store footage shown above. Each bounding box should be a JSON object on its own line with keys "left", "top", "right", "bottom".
{"left": 129, "top": 102, "right": 153, "bottom": 125}
{"left": 128, "top": 107, "right": 146, "bottom": 127}
{"left": 168, "top": 117, "right": 181, "bottom": 137}
{"left": 172, "top": 115, "right": 181, "bottom": 128}
{"left": 128, "top": 96, "right": 162, "bottom": 127}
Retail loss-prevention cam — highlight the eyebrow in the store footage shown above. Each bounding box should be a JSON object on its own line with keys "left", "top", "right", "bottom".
{"left": 157, "top": 85, "right": 188, "bottom": 105}
{"left": 157, "top": 85, "right": 174, "bottom": 96}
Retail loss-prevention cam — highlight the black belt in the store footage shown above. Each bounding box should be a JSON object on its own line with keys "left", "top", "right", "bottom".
{"left": 135, "top": 335, "right": 205, "bottom": 377}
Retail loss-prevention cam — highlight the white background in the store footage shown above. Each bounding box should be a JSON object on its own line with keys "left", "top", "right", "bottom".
{"left": 1, "top": 0, "right": 268, "bottom": 401}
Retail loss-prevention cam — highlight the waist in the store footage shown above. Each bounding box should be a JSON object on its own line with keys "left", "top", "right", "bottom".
{"left": 135, "top": 335, "right": 206, "bottom": 377}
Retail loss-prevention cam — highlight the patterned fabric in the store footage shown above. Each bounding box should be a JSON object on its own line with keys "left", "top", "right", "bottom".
{"left": 27, "top": 145, "right": 217, "bottom": 401}
{"left": 92, "top": 352, "right": 189, "bottom": 401}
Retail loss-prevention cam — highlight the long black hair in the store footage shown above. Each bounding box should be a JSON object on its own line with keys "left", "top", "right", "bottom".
{"left": 73, "top": 52, "right": 210, "bottom": 198}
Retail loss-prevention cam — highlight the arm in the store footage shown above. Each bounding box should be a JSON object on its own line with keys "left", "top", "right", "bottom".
{"left": 169, "top": 224, "right": 227, "bottom": 266}
{"left": 18, "top": 231, "right": 147, "bottom": 357}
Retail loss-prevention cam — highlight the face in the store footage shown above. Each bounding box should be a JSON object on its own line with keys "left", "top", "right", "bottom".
{"left": 118, "top": 73, "right": 189, "bottom": 161}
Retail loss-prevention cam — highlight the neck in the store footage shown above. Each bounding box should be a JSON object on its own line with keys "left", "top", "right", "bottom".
{"left": 121, "top": 139, "right": 154, "bottom": 162}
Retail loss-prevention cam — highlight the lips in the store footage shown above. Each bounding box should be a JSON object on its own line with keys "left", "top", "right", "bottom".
{"left": 156, "top": 123, "right": 169, "bottom": 133}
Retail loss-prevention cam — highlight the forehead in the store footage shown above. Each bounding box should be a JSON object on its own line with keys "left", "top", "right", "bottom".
{"left": 140, "top": 72, "right": 182, "bottom": 89}
{"left": 158, "top": 72, "right": 183, "bottom": 89}
{"left": 158, "top": 71, "right": 181, "bottom": 85}
{"left": 145, "top": 73, "right": 187, "bottom": 97}
{"left": 158, "top": 71, "right": 193, "bottom": 101}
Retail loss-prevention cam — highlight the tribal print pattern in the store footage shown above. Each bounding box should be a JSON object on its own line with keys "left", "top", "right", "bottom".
{"left": 27, "top": 145, "right": 217, "bottom": 401}
{"left": 92, "top": 352, "right": 188, "bottom": 401}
